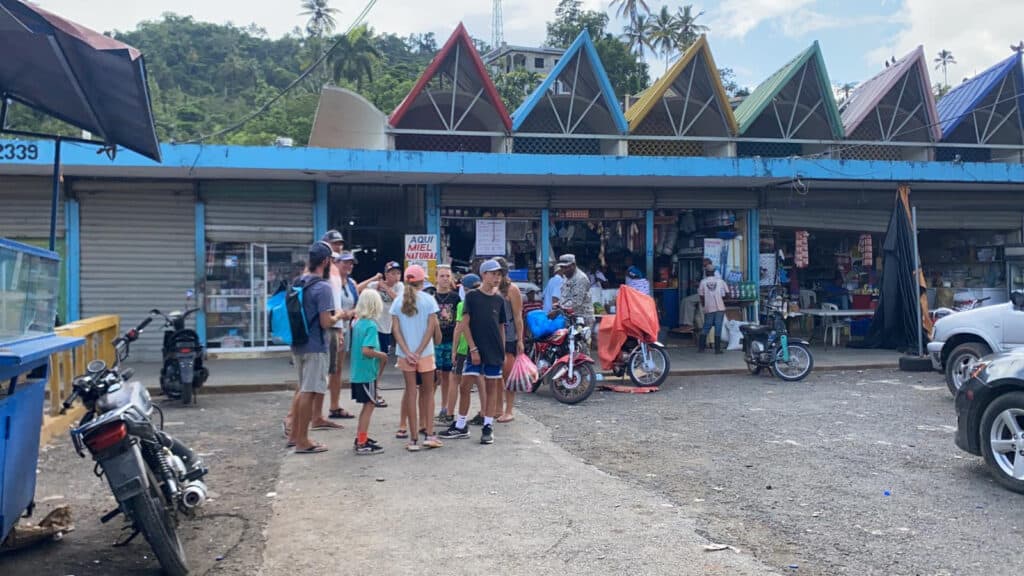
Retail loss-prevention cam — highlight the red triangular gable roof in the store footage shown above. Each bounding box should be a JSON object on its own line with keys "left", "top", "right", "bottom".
{"left": 389, "top": 23, "right": 512, "bottom": 131}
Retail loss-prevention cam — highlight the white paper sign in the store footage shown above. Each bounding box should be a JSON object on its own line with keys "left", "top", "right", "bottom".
{"left": 475, "top": 220, "right": 506, "bottom": 256}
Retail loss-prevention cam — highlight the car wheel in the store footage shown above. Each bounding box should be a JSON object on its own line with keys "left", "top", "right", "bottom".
{"left": 979, "top": 392, "right": 1024, "bottom": 494}
{"left": 945, "top": 343, "right": 990, "bottom": 396}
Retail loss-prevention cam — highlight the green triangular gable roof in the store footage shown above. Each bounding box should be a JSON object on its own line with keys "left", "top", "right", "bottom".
{"left": 734, "top": 41, "right": 844, "bottom": 138}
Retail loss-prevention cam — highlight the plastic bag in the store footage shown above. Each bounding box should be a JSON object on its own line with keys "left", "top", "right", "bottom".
{"left": 526, "top": 310, "right": 566, "bottom": 340}
{"left": 726, "top": 320, "right": 746, "bottom": 351}
{"left": 506, "top": 353, "right": 538, "bottom": 392}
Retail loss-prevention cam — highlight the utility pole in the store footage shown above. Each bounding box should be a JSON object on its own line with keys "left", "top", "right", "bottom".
{"left": 491, "top": 0, "right": 504, "bottom": 50}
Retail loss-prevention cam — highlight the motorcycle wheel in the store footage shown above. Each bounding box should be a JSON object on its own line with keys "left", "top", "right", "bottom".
{"left": 771, "top": 343, "right": 814, "bottom": 382}
{"left": 125, "top": 482, "right": 188, "bottom": 576}
{"left": 181, "top": 380, "right": 194, "bottom": 405}
{"left": 626, "top": 347, "right": 670, "bottom": 387}
{"left": 746, "top": 360, "right": 762, "bottom": 375}
{"left": 549, "top": 363, "right": 597, "bottom": 405}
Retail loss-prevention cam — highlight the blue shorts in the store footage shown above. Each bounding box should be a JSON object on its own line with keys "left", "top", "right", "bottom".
{"left": 462, "top": 362, "right": 503, "bottom": 379}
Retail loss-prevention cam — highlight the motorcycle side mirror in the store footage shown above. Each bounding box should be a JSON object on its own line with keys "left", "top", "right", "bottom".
{"left": 1012, "top": 291, "right": 1024, "bottom": 309}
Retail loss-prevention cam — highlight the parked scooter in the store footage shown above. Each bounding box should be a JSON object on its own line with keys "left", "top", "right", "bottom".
{"left": 527, "top": 312, "right": 598, "bottom": 404}
{"left": 152, "top": 298, "right": 208, "bottom": 404}
{"left": 741, "top": 288, "right": 814, "bottom": 381}
{"left": 61, "top": 316, "right": 210, "bottom": 576}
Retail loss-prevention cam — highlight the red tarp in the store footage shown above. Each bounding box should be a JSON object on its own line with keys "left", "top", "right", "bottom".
{"left": 598, "top": 286, "right": 661, "bottom": 370}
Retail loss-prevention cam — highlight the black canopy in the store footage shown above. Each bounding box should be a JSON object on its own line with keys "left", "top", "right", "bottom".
{"left": 0, "top": 0, "right": 160, "bottom": 161}
{"left": 852, "top": 187, "right": 932, "bottom": 351}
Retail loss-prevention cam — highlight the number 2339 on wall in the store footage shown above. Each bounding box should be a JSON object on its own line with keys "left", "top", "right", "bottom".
{"left": 0, "top": 143, "right": 40, "bottom": 161}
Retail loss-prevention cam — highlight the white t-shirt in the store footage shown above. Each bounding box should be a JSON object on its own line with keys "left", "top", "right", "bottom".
{"left": 389, "top": 291, "right": 440, "bottom": 358}
{"left": 367, "top": 280, "right": 403, "bottom": 333}
{"left": 699, "top": 277, "right": 728, "bottom": 314}
{"left": 329, "top": 274, "right": 357, "bottom": 329}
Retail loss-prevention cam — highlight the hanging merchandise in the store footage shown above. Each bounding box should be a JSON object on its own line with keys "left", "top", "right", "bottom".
{"left": 795, "top": 230, "right": 810, "bottom": 269}
{"left": 859, "top": 234, "right": 873, "bottom": 268}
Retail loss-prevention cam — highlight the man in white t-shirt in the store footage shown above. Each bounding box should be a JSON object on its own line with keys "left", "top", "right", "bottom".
{"left": 698, "top": 267, "right": 728, "bottom": 354}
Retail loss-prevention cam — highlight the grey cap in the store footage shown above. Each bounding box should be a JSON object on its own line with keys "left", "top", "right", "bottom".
{"left": 335, "top": 251, "right": 357, "bottom": 264}
{"left": 321, "top": 229, "right": 345, "bottom": 244}
{"left": 479, "top": 259, "right": 502, "bottom": 274}
{"left": 558, "top": 254, "right": 576, "bottom": 265}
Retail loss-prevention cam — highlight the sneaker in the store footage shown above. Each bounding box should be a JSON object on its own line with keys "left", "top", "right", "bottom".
{"left": 422, "top": 436, "right": 444, "bottom": 449}
{"left": 439, "top": 423, "right": 471, "bottom": 439}
{"left": 480, "top": 424, "right": 494, "bottom": 445}
{"left": 406, "top": 440, "right": 421, "bottom": 452}
{"left": 352, "top": 437, "right": 380, "bottom": 447}
{"left": 355, "top": 442, "right": 384, "bottom": 455}
{"left": 469, "top": 414, "right": 485, "bottom": 426}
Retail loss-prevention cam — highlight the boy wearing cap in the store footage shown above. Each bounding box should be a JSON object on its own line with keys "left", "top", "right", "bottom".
{"left": 287, "top": 242, "right": 344, "bottom": 454}
{"left": 458, "top": 259, "right": 507, "bottom": 445}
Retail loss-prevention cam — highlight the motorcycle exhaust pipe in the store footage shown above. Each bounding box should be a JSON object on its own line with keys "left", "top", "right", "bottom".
{"left": 550, "top": 365, "right": 567, "bottom": 381}
{"left": 181, "top": 480, "right": 208, "bottom": 509}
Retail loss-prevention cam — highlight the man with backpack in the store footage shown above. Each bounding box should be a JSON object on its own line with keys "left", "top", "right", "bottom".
{"left": 287, "top": 241, "right": 344, "bottom": 454}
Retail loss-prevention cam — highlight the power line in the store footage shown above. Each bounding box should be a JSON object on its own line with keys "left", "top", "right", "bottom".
{"left": 184, "top": 0, "right": 378, "bottom": 144}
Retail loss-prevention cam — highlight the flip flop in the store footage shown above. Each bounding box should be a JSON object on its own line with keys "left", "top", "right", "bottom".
{"left": 294, "top": 444, "right": 328, "bottom": 454}
{"left": 286, "top": 441, "right": 296, "bottom": 448}
{"left": 312, "top": 422, "right": 343, "bottom": 430}
{"left": 329, "top": 409, "right": 356, "bottom": 419}
{"left": 395, "top": 429, "right": 409, "bottom": 439}
{"left": 497, "top": 415, "right": 515, "bottom": 423}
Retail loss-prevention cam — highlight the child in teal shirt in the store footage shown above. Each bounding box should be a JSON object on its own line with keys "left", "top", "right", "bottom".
{"left": 351, "top": 290, "right": 388, "bottom": 455}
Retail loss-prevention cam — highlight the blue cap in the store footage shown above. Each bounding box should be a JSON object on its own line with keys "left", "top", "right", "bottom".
{"left": 461, "top": 273, "right": 481, "bottom": 289}
{"left": 627, "top": 266, "right": 643, "bottom": 279}
{"left": 479, "top": 259, "right": 502, "bottom": 274}
{"left": 309, "top": 242, "right": 332, "bottom": 266}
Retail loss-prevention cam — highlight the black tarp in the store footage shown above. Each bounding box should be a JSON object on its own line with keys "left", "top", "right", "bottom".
{"left": 851, "top": 188, "right": 932, "bottom": 351}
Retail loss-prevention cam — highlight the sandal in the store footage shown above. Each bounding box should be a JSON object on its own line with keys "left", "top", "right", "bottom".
{"left": 311, "top": 420, "right": 343, "bottom": 430}
{"left": 329, "top": 408, "right": 356, "bottom": 419}
{"left": 294, "top": 444, "right": 328, "bottom": 454}
{"left": 374, "top": 396, "right": 389, "bottom": 408}
{"left": 395, "top": 429, "right": 409, "bottom": 439}
{"left": 497, "top": 415, "right": 515, "bottom": 423}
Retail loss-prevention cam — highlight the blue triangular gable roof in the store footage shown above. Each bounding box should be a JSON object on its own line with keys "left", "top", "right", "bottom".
{"left": 937, "top": 52, "right": 1024, "bottom": 140}
{"left": 511, "top": 30, "right": 628, "bottom": 134}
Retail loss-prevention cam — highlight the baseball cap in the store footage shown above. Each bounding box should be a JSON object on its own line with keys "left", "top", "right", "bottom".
{"left": 321, "top": 230, "right": 345, "bottom": 244}
{"left": 558, "top": 254, "right": 576, "bottom": 265}
{"left": 479, "top": 259, "right": 502, "bottom": 274}
{"left": 309, "top": 242, "right": 332, "bottom": 266}
{"left": 461, "top": 273, "right": 481, "bottom": 289}
{"left": 335, "top": 251, "right": 357, "bottom": 264}
{"left": 385, "top": 261, "right": 402, "bottom": 273}
{"left": 405, "top": 264, "right": 426, "bottom": 282}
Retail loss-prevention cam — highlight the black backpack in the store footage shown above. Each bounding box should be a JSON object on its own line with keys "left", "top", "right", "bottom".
{"left": 285, "top": 276, "right": 324, "bottom": 347}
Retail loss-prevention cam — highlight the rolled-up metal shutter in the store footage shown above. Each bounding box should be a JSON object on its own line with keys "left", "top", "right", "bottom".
{"left": 916, "top": 210, "right": 1023, "bottom": 230}
{"left": 656, "top": 189, "right": 758, "bottom": 209}
{"left": 0, "top": 176, "right": 64, "bottom": 238}
{"left": 441, "top": 186, "right": 549, "bottom": 208}
{"left": 202, "top": 181, "right": 314, "bottom": 243}
{"left": 549, "top": 188, "right": 655, "bottom": 209}
{"left": 79, "top": 181, "right": 195, "bottom": 361}
{"left": 761, "top": 208, "right": 890, "bottom": 232}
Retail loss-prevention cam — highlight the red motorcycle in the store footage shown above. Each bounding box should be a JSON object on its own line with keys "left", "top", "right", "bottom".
{"left": 527, "top": 312, "right": 598, "bottom": 404}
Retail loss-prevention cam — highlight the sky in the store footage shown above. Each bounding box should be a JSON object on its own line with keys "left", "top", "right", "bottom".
{"left": 35, "top": 0, "right": 1024, "bottom": 91}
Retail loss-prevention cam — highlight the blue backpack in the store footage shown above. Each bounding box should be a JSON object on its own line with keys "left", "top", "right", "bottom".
{"left": 268, "top": 276, "right": 324, "bottom": 347}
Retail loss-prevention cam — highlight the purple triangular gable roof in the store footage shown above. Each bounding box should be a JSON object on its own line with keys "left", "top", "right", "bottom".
{"left": 841, "top": 46, "right": 940, "bottom": 141}
{"left": 936, "top": 52, "right": 1023, "bottom": 140}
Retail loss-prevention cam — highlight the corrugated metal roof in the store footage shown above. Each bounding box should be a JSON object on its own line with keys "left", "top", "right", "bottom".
{"left": 936, "top": 52, "right": 1023, "bottom": 140}
{"left": 511, "top": 30, "right": 628, "bottom": 134}
{"left": 390, "top": 23, "right": 512, "bottom": 131}
{"left": 733, "top": 41, "right": 844, "bottom": 137}
{"left": 841, "top": 46, "right": 941, "bottom": 141}
{"left": 624, "top": 35, "right": 738, "bottom": 135}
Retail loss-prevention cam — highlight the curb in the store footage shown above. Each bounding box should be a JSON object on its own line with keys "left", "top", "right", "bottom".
{"left": 158, "top": 363, "right": 904, "bottom": 396}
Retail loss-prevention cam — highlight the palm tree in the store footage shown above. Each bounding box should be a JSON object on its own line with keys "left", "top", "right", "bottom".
{"left": 673, "top": 5, "right": 708, "bottom": 51}
{"left": 934, "top": 49, "right": 956, "bottom": 87}
{"left": 620, "top": 13, "right": 653, "bottom": 60}
{"left": 330, "top": 25, "right": 379, "bottom": 91}
{"left": 840, "top": 82, "right": 857, "bottom": 101}
{"left": 300, "top": 0, "right": 339, "bottom": 37}
{"left": 610, "top": 0, "right": 651, "bottom": 22}
{"left": 648, "top": 5, "right": 678, "bottom": 67}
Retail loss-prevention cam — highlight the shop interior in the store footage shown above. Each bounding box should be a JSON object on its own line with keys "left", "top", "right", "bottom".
{"left": 920, "top": 229, "right": 1012, "bottom": 309}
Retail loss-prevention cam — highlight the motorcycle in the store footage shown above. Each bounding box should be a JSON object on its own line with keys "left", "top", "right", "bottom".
{"left": 740, "top": 289, "right": 814, "bottom": 381}
{"left": 609, "top": 338, "right": 671, "bottom": 387}
{"left": 61, "top": 316, "right": 210, "bottom": 576}
{"left": 930, "top": 296, "right": 991, "bottom": 322}
{"left": 527, "top": 312, "right": 598, "bottom": 404}
{"left": 152, "top": 305, "right": 208, "bottom": 404}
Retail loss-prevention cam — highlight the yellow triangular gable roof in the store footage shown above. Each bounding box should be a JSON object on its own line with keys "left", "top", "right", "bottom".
{"left": 624, "top": 35, "right": 738, "bottom": 135}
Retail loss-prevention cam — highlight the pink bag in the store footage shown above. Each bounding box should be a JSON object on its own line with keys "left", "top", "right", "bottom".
{"left": 505, "top": 353, "right": 539, "bottom": 392}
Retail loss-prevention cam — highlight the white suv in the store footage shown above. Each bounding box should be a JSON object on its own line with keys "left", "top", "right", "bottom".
{"left": 928, "top": 292, "right": 1024, "bottom": 395}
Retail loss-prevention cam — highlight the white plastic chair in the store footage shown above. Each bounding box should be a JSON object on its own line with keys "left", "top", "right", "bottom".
{"left": 799, "top": 290, "right": 817, "bottom": 310}
{"left": 821, "top": 303, "right": 850, "bottom": 348}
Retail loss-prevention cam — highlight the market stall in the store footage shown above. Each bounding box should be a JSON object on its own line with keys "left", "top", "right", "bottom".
{"left": 440, "top": 206, "right": 543, "bottom": 283}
